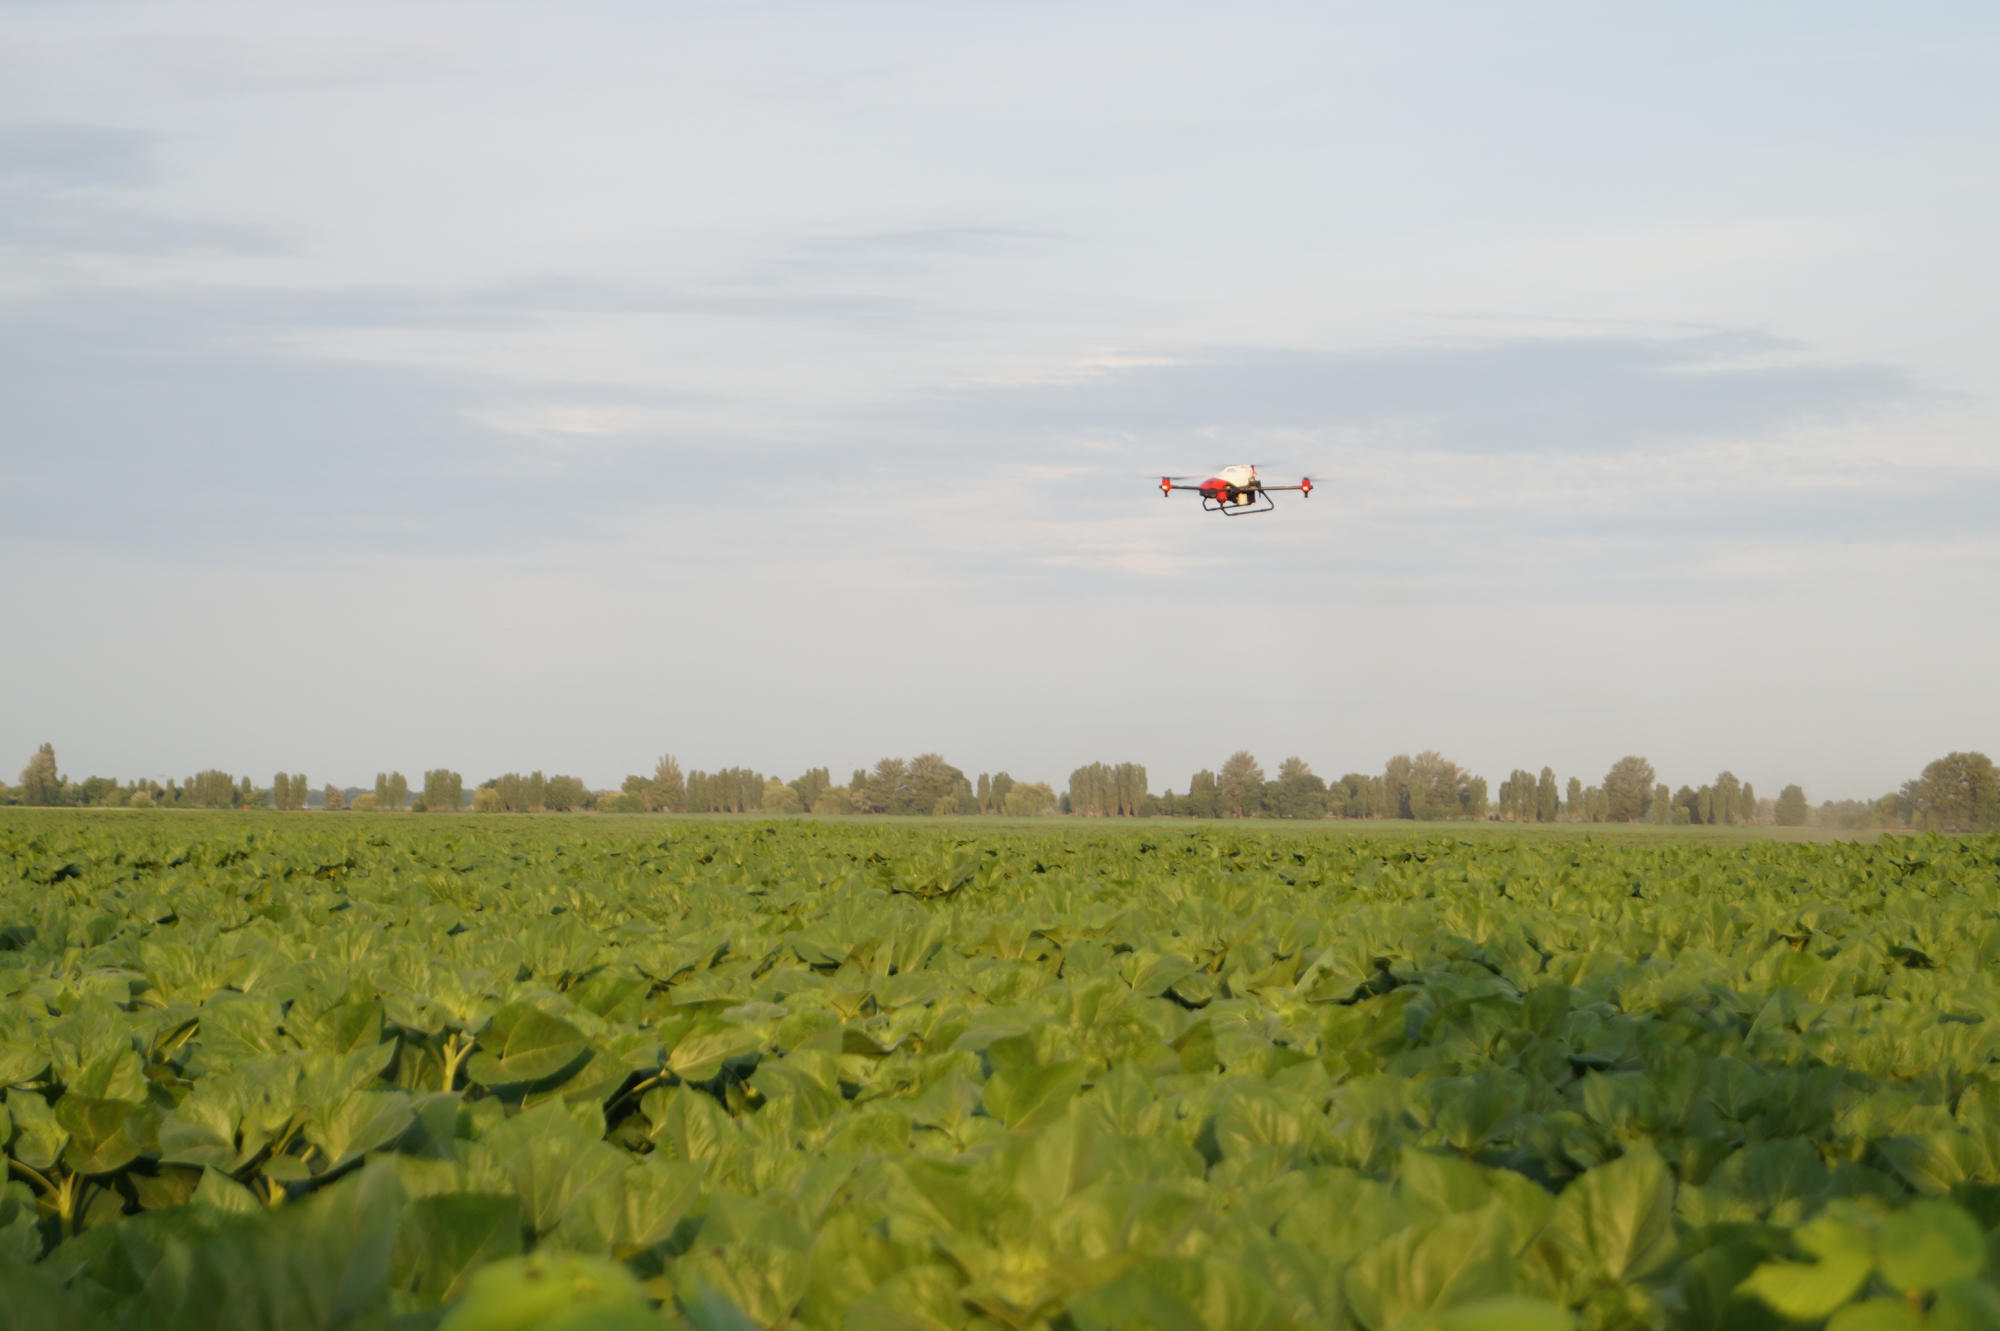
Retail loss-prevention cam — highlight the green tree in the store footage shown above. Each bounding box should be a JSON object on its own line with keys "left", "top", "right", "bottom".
{"left": 854, "top": 757, "right": 905, "bottom": 813}
{"left": 1395, "top": 751, "right": 1470, "bottom": 820}
{"left": 1218, "top": 751, "right": 1266, "bottom": 817}
{"left": 1327, "top": 773, "right": 1371, "bottom": 819}
{"left": 1185, "top": 769, "right": 1219, "bottom": 818}
{"left": 1269, "top": 758, "right": 1327, "bottom": 820}
{"left": 1912, "top": 751, "right": 1999, "bottom": 831}
{"left": 422, "top": 769, "right": 463, "bottom": 812}
{"left": 375, "top": 772, "right": 409, "bottom": 812}
{"left": 762, "top": 778, "right": 803, "bottom": 814}
{"left": 1463, "top": 775, "right": 1488, "bottom": 819}
{"left": 323, "top": 783, "right": 346, "bottom": 812}
{"left": 984, "top": 772, "right": 1016, "bottom": 815}
{"left": 189, "top": 769, "right": 235, "bottom": 809}
{"left": 1068, "top": 761, "right": 1148, "bottom": 817}
{"left": 812, "top": 785, "right": 853, "bottom": 814}
{"left": 1774, "top": 784, "right": 1810, "bottom": 826}
{"left": 1602, "top": 756, "right": 1656, "bottom": 822}
{"left": 789, "top": 767, "right": 831, "bottom": 812}
{"left": 544, "top": 775, "right": 588, "bottom": 811}
{"left": 907, "top": 754, "right": 965, "bottom": 815}
{"left": 650, "top": 754, "right": 685, "bottom": 812}
{"left": 1003, "top": 781, "right": 1057, "bottom": 816}
{"left": 1565, "top": 776, "right": 1583, "bottom": 822}
{"left": 271, "top": 772, "right": 308, "bottom": 811}
{"left": 1536, "top": 767, "right": 1559, "bottom": 823}
{"left": 17, "top": 743, "right": 62, "bottom": 805}
{"left": 1710, "top": 771, "right": 1742, "bottom": 825}
{"left": 1652, "top": 783, "right": 1671, "bottom": 824}
{"left": 351, "top": 792, "right": 381, "bottom": 812}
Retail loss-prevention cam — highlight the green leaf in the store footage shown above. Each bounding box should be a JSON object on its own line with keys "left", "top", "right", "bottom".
{"left": 437, "top": 1251, "right": 647, "bottom": 1331}
{"left": 56, "top": 1095, "right": 145, "bottom": 1175}
{"left": 474, "top": 1100, "right": 627, "bottom": 1236}
{"left": 0, "top": 1040, "right": 48, "bottom": 1089}
{"left": 556, "top": 1158, "right": 705, "bottom": 1253}
{"left": 980, "top": 1059, "right": 1086, "bottom": 1131}
{"left": 1735, "top": 1204, "right": 1877, "bottom": 1320}
{"left": 303, "top": 1088, "right": 417, "bottom": 1172}
{"left": 393, "top": 1192, "right": 523, "bottom": 1304}
{"left": 192, "top": 1165, "right": 262, "bottom": 1213}
{"left": 1877, "top": 1200, "right": 1984, "bottom": 1293}
{"left": 1344, "top": 1201, "right": 1517, "bottom": 1331}
{"left": 68, "top": 1046, "right": 148, "bottom": 1105}
{"left": 666, "top": 1022, "right": 762, "bottom": 1083}
{"left": 464, "top": 1003, "right": 591, "bottom": 1089}
{"left": 1826, "top": 1299, "right": 1924, "bottom": 1331}
{"left": 1434, "top": 1295, "right": 1576, "bottom": 1331}
{"left": 1534, "top": 1145, "right": 1678, "bottom": 1291}
{"left": 0, "top": 1260, "right": 91, "bottom": 1331}
{"left": 1929, "top": 1277, "right": 2000, "bottom": 1331}
{"left": 6, "top": 1092, "right": 67, "bottom": 1171}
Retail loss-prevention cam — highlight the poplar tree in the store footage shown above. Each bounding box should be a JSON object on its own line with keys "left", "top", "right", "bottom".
{"left": 1536, "top": 768, "right": 1559, "bottom": 823}
{"left": 16, "top": 743, "right": 59, "bottom": 805}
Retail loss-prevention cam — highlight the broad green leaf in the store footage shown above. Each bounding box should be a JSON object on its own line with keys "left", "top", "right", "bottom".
{"left": 0, "top": 1180, "right": 41, "bottom": 1264}
{"left": 1826, "top": 1299, "right": 1924, "bottom": 1331}
{"left": 1877, "top": 1200, "right": 1984, "bottom": 1293}
{"left": 556, "top": 1158, "right": 705, "bottom": 1253}
{"left": 1929, "top": 1276, "right": 2000, "bottom": 1331}
{"left": 68, "top": 1046, "right": 147, "bottom": 1105}
{"left": 1344, "top": 1200, "right": 1517, "bottom": 1331}
{"left": 437, "top": 1251, "right": 647, "bottom": 1331}
{"left": 1738, "top": 1210, "right": 1878, "bottom": 1326}
{"left": 393, "top": 1192, "right": 524, "bottom": 1304}
{"left": 666, "top": 1022, "right": 762, "bottom": 1083}
{"left": 474, "top": 1099, "right": 626, "bottom": 1236}
{"left": 981, "top": 1059, "right": 1085, "bottom": 1131}
{"left": 192, "top": 1165, "right": 262, "bottom": 1213}
{"left": 56, "top": 1094, "right": 146, "bottom": 1175}
{"left": 6, "top": 1091, "right": 67, "bottom": 1171}
{"left": 465, "top": 1002, "right": 590, "bottom": 1089}
{"left": 1534, "top": 1144, "right": 1677, "bottom": 1291}
{"left": 303, "top": 1088, "right": 417, "bottom": 1172}
{"left": 1432, "top": 1295, "right": 1575, "bottom": 1331}
{"left": 0, "top": 1040, "right": 47, "bottom": 1088}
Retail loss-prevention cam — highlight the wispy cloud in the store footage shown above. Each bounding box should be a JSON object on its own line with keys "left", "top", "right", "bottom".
{"left": 0, "top": 123, "right": 153, "bottom": 186}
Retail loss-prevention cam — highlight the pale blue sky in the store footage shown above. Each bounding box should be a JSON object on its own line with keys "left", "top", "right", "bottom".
{"left": 3, "top": 2, "right": 1995, "bottom": 801}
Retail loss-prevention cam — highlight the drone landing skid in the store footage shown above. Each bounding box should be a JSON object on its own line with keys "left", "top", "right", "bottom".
{"left": 1201, "top": 491, "right": 1276, "bottom": 516}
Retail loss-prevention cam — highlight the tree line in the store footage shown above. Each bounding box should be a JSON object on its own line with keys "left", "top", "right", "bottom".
{"left": 6, "top": 741, "right": 1996, "bottom": 831}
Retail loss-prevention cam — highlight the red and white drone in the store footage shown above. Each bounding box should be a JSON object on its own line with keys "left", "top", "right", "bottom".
{"left": 1158, "top": 465, "right": 1313, "bottom": 516}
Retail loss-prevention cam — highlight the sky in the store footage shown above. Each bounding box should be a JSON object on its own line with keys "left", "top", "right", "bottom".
{"left": 2, "top": 1, "right": 1996, "bottom": 802}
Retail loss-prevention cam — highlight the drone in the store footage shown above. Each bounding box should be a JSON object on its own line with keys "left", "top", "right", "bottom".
{"left": 1158, "top": 465, "right": 1313, "bottom": 516}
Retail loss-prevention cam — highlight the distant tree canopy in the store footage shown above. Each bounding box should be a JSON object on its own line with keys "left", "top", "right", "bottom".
{"left": 421, "top": 769, "right": 463, "bottom": 813}
{"left": 8, "top": 742, "right": 1992, "bottom": 833}
{"left": 1067, "top": 762, "right": 1148, "bottom": 817}
{"left": 1912, "top": 752, "right": 2000, "bottom": 831}
{"left": 374, "top": 772, "right": 409, "bottom": 812}
{"left": 1603, "top": 756, "right": 1656, "bottom": 822}
{"left": 18, "top": 743, "right": 60, "bottom": 806}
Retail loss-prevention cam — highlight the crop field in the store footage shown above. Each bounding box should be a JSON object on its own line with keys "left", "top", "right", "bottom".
{"left": 4, "top": 812, "right": 2000, "bottom": 1331}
